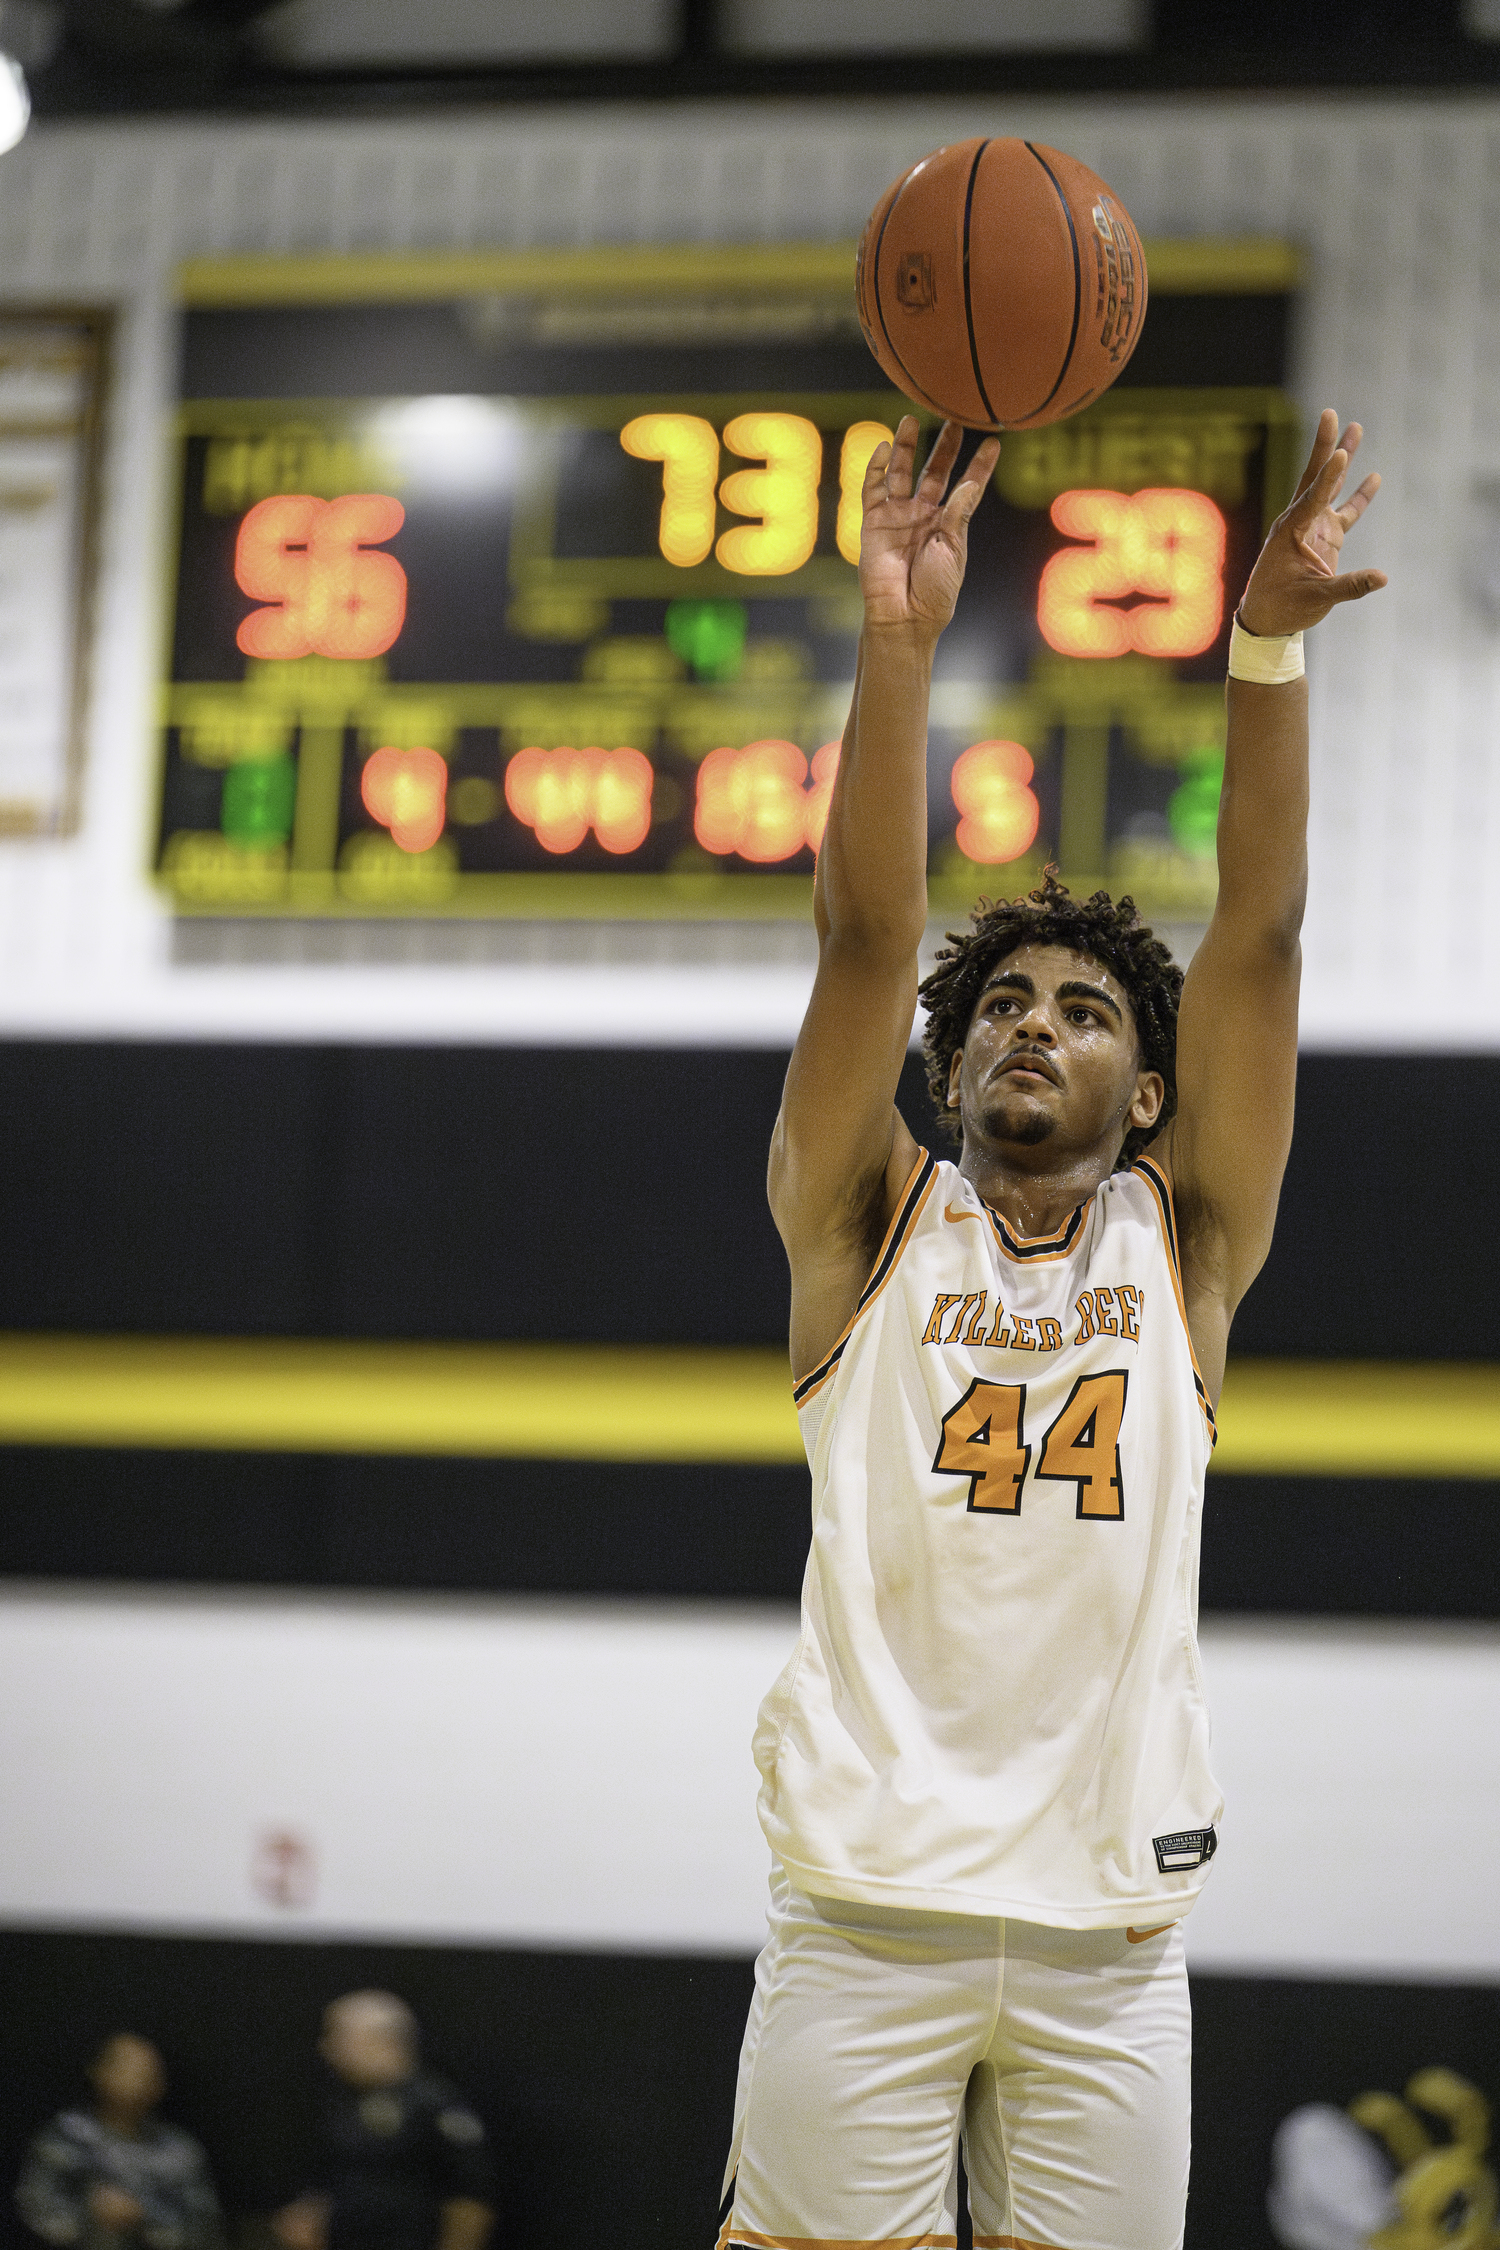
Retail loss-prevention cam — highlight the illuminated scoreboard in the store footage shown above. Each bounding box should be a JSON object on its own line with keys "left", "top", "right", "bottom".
{"left": 157, "top": 242, "right": 1299, "bottom": 920}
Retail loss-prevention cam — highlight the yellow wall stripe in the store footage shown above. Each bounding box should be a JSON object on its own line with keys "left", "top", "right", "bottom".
{"left": 0, "top": 1337, "right": 1493, "bottom": 1474}
{"left": 0, "top": 1336, "right": 798, "bottom": 1463}
{"left": 1214, "top": 1360, "right": 1500, "bottom": 1478}
{"left": 175, "top": 237, "right": 1301, "bottom": 309}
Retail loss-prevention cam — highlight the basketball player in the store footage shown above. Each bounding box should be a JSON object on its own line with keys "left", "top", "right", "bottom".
{"left": 719, "top": 410, "right": 1385, "bottom": 2250}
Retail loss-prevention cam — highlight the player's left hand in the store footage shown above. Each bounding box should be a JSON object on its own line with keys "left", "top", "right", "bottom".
{"left": 1238, "top": 408, "right": 1387, "bottom": 636}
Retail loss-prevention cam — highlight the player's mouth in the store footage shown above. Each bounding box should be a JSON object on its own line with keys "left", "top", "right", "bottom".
{"left": 995, "top": 1052, "right": 1061, "bottom": 1089}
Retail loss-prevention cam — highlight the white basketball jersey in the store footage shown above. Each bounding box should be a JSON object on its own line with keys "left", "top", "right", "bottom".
{"left": 754, "top": 1150, "right": 1224, "bottom": 1929}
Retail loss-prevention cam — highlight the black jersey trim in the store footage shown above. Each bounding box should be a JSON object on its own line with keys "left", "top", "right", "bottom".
{"left": 1134, "top": 1156, "right": 1181, "bottom": 1275}
{"left": 1194, "top": 1369, "right": 1219, "bottom": 1438}
{"left": 985, "top": 1196, "right": 1088, "bottom": 1263}
{"left": 792, "top": 1151, "right": 939, "bottom": 1405}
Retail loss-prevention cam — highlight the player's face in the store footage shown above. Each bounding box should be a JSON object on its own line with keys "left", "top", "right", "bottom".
{"left": 946, "top": 943, "right": 1163, "bottom": 1164}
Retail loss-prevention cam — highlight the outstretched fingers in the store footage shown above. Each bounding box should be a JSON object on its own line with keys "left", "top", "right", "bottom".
{"left": 874, "top": 414, "right": 922, "bottom": 500}
{"left": 940, "top": 435, "right": 1002, "bottom": 532}
{"left": 861, "top": 439, "right": 892, "bottom": 495}
{"left": 1289, "top": 446, "right": 1350, "bottom": 569}
{"left": 916, "top": 419, "right": 965, "bottom": 501}
{"left": 1336, "top": 469, "right": 1381, "bottom": 531}
{"left": 1301, "top": 443, "right": 1349, "bottom": 515}
{"left": 1291, "top": 407, "right": 1341, "bottom": 500}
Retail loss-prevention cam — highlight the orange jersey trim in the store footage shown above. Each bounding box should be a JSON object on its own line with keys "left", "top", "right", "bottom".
{"left": 1131, "top": 1156, "right": 1217, "bottom": 1449}
{"left": 972, "top": 2237, "right": 1066, "bottom": 2250}
{"left": 792, "top": 1151, "right": 939, "bottom": 1406}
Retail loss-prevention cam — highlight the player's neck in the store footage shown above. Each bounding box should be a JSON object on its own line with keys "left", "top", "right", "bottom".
{"left": 957, "top": 1141, "right": 1120, "bottom": 1240}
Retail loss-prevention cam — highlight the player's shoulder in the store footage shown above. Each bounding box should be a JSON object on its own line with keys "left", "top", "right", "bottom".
{"left": 902, "top": 1141, "right": 958, "bottom": 1196}
{"left": 1112, "top": 1153, "right": 1187, "bottom": 1267}
{"left": 884, "top": 1140, "right": 955, "bottom": 1244}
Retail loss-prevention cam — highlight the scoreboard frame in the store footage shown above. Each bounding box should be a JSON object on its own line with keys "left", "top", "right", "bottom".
{"left": 158, "top": 238, "right": 1302, "bottom": 923}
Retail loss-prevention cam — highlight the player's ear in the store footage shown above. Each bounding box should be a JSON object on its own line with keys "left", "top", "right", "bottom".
{"left": 1129, "top": 1069, "right": 1164, "bottom": 1130}
{"left": 946, "top": 1049, "right": 963, "bottom": 1108}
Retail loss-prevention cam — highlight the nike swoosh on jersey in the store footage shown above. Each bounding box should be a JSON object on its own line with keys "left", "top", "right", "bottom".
{"left": 944, "top": 1204, "right": 984, "bottom": 1223}
{"left": 1126, "top": 1923, "right": 1177, "bottom": 1943}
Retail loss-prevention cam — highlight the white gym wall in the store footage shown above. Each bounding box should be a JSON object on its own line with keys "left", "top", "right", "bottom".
{"left": 2, "top": 1586, "right": 1496, "bottom": 1980}
{"left": 0, "top": 94, "right": 1493, "bottom": 1047}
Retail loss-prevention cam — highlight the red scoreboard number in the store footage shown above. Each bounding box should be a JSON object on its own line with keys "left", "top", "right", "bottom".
{"left": 234, "top": 493, "right": 408, "bottom": 660}
{"left": 1037, "top": 487, "right": 1226, "bottom": 660}
{"left": 232, "top": 428, "right": 1226, "bottom": 864}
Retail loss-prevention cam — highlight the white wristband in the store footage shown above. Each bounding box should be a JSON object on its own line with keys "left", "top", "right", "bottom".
{"left": 1228, "top": 614, "right": 1305, "bottom": 685}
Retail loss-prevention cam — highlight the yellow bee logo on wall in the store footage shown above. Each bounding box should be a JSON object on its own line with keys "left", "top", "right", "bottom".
{"left": 1270, "top": 2070, "right": 1498, "bottom": 2250}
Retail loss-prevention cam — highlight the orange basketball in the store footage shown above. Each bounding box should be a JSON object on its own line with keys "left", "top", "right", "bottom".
{"left": 855, "top": 138, "right": 1147, "bottom": 431}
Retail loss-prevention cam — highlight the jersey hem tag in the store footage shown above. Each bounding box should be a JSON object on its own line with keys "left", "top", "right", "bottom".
{"left": 1152, "top": 1824, "right": 1218, "bottom": 1873}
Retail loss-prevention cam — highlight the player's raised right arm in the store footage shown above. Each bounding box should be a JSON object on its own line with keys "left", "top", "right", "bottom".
{"left": 769, "top": 418, "right": 1000, "bottom": 1377}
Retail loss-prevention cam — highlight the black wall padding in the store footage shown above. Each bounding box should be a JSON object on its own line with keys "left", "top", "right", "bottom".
{"left": 0, "top": 1042, "right": 799, "bottom": 1342}
{"left": 0, "top": 1449, "right": 815, "bottom": 1601}
{"left": 3, "top": 1447, "right": 1497, "bottom": 1617}
{"left": 1198, "top": 1476, "right": 1500, "bottom": 1616}
{"left": 0, "top": 1928, "right": 1494, "bottom": 2250}
{"left": 0, "top": 1041, "right": 1491, "bottom": 1354}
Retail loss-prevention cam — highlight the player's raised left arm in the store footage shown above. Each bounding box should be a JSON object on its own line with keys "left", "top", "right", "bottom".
{"left": 1161, "top": 410, "right": 1386, "bottom": 1394}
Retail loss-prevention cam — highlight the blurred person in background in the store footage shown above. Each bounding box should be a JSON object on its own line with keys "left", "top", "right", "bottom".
{"left": 272, "top": 1993, "right": 494, "bottom": 2250}
{"left": 16, "top": 2033, "right": 222, "bottom": 2250}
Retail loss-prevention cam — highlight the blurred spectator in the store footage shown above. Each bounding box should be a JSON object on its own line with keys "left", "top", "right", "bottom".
{"left": 272, "top": 1993, "right": 494, "bottom": 2250}
{"left": 16, "top": 2034, "right": 222, "bottom": 2250}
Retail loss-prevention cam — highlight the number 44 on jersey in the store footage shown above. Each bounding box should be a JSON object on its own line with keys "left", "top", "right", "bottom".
{"left": 935, "top": 1372, "right": 1129, "bottom": 1520}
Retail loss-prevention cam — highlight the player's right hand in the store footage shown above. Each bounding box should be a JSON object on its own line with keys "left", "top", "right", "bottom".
{"left": 858, "top": 416, "right": 1001, "bottom": 638}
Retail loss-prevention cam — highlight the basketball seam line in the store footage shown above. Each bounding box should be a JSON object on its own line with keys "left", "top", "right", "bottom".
{"left": 961, "top": 139, "right": 999, "bottom": 429}
{"left": 1022, "top": 141, "right": 1084, "bottom": 424}
{"left": 868, "top": 167, "right": 948, "bottom": 420}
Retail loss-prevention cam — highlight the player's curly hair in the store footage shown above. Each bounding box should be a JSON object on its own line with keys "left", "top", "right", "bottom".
{"left": 918, "top": 870, "right": 1183, "bottom": 1168}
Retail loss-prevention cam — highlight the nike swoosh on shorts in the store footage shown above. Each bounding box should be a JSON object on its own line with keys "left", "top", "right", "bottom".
{"left": 1126, "top": 1923, "right": 1177, "bottom": 1943}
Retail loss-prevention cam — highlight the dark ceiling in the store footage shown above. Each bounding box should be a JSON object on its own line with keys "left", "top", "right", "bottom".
{"left": 16, "top": 0, "right": 1500, "bottom": 117}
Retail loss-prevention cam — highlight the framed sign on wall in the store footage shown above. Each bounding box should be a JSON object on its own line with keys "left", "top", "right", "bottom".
{"left": 0, "top": 308, "right": 109, "bottom": 836}
{"left": 156, "top": 241, "right": 1297, "bottom": 921}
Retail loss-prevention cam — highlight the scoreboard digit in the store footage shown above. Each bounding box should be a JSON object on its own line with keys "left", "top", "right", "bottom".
{"left": 157, "top": 241, "right": 1299, "bottom": 921}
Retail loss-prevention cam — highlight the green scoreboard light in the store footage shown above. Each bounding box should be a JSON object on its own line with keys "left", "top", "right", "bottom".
{"left": 156, "top": 239, "right": 1300, "bottom": 921}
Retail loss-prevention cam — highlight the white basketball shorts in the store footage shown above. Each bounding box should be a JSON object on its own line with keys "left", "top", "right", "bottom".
{"left": 720, "top": 1866, "right": 1191, "bottom": 2250}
